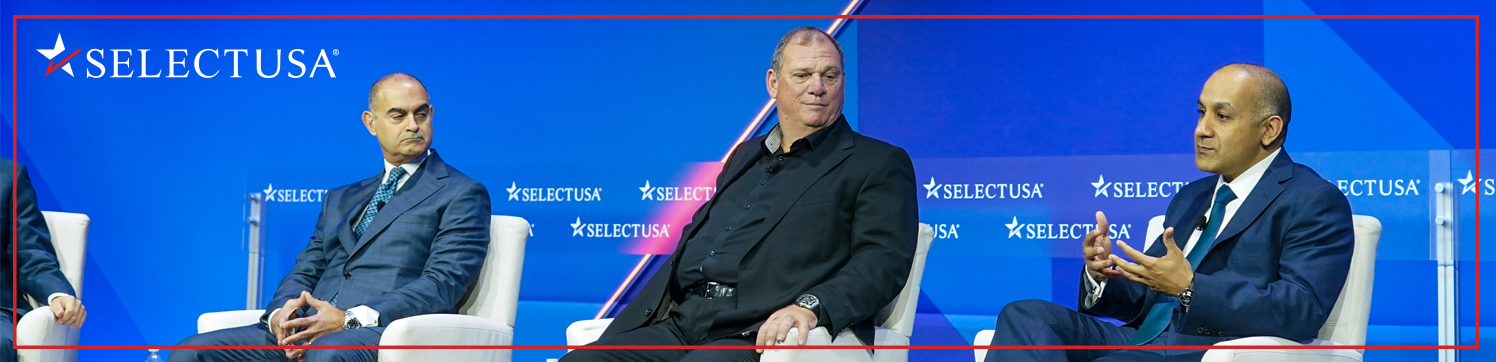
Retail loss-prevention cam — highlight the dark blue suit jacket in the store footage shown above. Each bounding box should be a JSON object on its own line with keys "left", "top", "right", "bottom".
{"left": 1, "top": 161, "right": 75, "bottom": 319}
{"left": 1080, "top": 150, "right": 1354, "bottom": 343}
{"left": 263, "top": 150, "right": 490, "bottom": 326}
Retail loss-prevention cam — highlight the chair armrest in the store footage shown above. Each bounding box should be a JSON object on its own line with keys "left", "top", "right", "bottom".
{"left": 198, "top": 310, "right": 266, "bottom": 334}
{"left": 16, "top": 309, "right": 81, "bottom": 362}
{"left": 1202, "top": 337, "right": 1363, "bottom": 362}
{"left": 377, "top": 314, "right": 513, "bottom": 362}
{"left": 973, "top": 329, "right": 995, "bottom": 362}
{"left": 566, "top": 318, "right": 614, "bottom": 346}
{"left": 761, "top": 326, "right": 908, "bottom": 362}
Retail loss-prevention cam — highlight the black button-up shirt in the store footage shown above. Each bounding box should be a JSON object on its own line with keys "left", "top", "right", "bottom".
{"left": 675, "top": 120, "right": 838, "bottom": 290}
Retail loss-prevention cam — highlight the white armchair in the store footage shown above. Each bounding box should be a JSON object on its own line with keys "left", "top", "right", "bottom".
{"left": 16, "top": 211, "right": 90, "bottom": 362}
{"left": 567, "top": 223, "right": 936, "bottom": 362}
{"left": 973, "top": 215, "right": 1381, "bottom": 362}
{"left": 196, "top": 215, "right": 529, "bottom": 362}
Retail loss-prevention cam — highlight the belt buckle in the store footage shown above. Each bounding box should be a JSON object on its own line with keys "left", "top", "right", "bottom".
{"left": 704, "top": 282, "right": 720, "bottom": 299}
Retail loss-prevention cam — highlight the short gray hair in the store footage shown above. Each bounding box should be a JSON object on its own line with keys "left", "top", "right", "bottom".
{"left": 770, "top": 26, "right": 844, "bottom": 72}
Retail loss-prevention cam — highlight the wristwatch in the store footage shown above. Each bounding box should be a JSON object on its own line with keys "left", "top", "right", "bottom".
{"left": 343, "top": 310, "right": 362, "bottom": 331}
{"left": 795, "top": 294, "right": 821, "bottom": 313}
{"left": 1176, "top": 281, "right": 1195, "bottom": 308}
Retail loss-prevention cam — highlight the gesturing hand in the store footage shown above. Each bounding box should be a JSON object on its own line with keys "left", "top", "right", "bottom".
{"left": 1082, "top": 211, "right": 1115, "bottom": 281}
{"left": 755, "top": 304, "right": 819, "bottom": 353}
{"left": 279, "top": 291, "right": 347, "bottom": 360}
{"left": 48, "top": 295, "right": 86, "bottom": 327}
{"left": 1107, "top": 227, "right": 1195, "bottom": 296}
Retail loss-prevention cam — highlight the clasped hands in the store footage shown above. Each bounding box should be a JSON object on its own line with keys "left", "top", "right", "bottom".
{"left": 1084, "top": 211, "right": 1194, "bottom": 296}
{"left": 268, "top": 291, "right": 347, "bottom": 360}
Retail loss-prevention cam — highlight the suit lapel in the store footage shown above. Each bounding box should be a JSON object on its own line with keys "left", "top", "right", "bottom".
{"left": 1206, "top": 152, "right": 1294, "bottom": 255}
{"left": 677, "top": 141, "right": 766, "bottom": 251}
{"left": 338, "top": 175, "right": 381, "bottom": 251}
{"left": 345, "top": 151, "right": 450, "bottom": 256}
{"left": 1149, "top": 184, "right": 1213, "bottom": 258}
{"left": 737, "top": 124, "right": 856, "bottom": 255}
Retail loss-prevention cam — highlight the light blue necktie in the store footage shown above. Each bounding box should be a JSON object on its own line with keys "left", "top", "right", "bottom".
{"left": 354, "top": 166, "right": 407, "bottom": 241}
{"left": 1127, "top": 184, "right": 1236, "bottom": 345}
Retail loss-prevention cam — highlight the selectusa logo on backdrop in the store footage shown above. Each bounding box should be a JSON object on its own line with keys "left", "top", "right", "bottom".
{"left": 1005, "top": 216, "right": 1131, "bottom": 240}
{"left": 1458, "top": 170, "right": 1495, "bottom": 196}
{"left": 570, "top": 218, "right": 672, "bottom": 238}
{"left": 1332, "top": 178, "right": 1422, "bottom": 197}
{"left": 262, "top": 184, "right": 327, "bottom": 203}
{"left": 506, "top": 182, "right": 602, "bottom": 202}
{"left": 639, "top": 180, "right": 716, "bottom": 202}
{"left": 1092, "top": 175, "right": 1187, "bottom": 198}
{"left": 930, "top": 223, "right": 960, "bottom": 239}
{"left": 36, "top": 33, "right": 336, "bottom": 78}
{"left": 923, "top": 177, "right": 1044, "bottom": 200}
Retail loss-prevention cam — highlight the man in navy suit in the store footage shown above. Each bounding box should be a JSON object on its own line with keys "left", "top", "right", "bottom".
{"left": 171, "top": 73, "right": 491, "bottom": 362}
{"left": 986, "top": 63, "right": 1355, "bottom": 361}
{"left": 2, "top": 161, "right": 87, "bottom": 362}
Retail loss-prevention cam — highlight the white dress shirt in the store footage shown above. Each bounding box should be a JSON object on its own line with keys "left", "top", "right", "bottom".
{"left": 1084, "top": 148, "right": 1281, "bottom": 308}
{"left": 270, "top": 150, "right": 429, "bottom": 329}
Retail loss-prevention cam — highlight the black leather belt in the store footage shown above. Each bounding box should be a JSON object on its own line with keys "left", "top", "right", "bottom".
{"left": 687, "top": 282, "right": 736, "bottom": 299}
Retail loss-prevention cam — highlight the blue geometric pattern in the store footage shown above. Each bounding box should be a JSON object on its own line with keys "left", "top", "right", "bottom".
{"left": 354, "top": 166, "right": 407, "bottom": 240}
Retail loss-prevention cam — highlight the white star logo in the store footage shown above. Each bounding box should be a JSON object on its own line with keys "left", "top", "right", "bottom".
{"left": 263, "top": 184, "right": 276, "bottom": 202}
{"left": 1459, "top": 170, "right": 1476, "bottom": 195}
{"left": 640, "top": 180, "right": 654, "bottom": 200}
{"left": 37, "top": 33, "right": 75, "bottom": 77}
{"left": 506, "top": 182, "right": 519, "bottom": 201}
{"left": 571, "top": 217, "right": 584, "bottom": 236}
{"left": 924, "top": 177, "right": 939, "bottom": 198}
{"left": 1006, "top": 216, "right": 1021, "bottom": 238}
{"left": 1092, "top": 175, "right": 1108, "bottom": 197}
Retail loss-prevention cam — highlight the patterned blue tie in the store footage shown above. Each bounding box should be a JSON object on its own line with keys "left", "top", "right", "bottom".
{"left": 354, "top": 166, "right": 407, "bottom": 240}
{"left": 1128, "top": 184, "right": 1237, "bottom": 345}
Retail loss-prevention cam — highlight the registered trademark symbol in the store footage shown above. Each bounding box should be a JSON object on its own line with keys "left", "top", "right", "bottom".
{"left": 333, "top": 49, "right": 340, "bottom": 56}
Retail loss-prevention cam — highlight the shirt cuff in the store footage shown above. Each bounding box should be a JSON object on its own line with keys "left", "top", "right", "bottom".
{"left": 348, "top": 306, "right": 380, "bottom": 328}
{"left": 1082, "top": 268, "right": 1107, "bottom": 309}
{"left": 265, "top": 308, "right": 282, "bottom": 330}
{"left": 46, "top": 293, "right": 70, "bottom": 305}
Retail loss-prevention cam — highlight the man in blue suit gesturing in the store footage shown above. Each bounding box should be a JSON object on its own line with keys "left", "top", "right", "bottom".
{"left": 986, "top": 63, "right": 1354, "bottom": 361}
{"left": 171, "top": 73, "right": 491, "bottom": 362}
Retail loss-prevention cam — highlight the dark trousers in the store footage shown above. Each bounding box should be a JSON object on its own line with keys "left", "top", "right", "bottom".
{"left": 168, "top": 323, "right": 382, "bottom": 362}
{"left": 561, "top": 295, "right": 759, "bottom": 362}
{"left": 986, "top": 299, "right": 1212, "bottom": 362}
{"left": 1, "top": 312, "right": 14, "bottom": 362}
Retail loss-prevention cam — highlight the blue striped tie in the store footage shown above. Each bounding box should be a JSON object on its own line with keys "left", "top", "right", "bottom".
{"left": 353, "top": 167, "right": 407, "bottom": 240}
{"left": 1127, "top": 184, "right": 1236, "bottom": 345}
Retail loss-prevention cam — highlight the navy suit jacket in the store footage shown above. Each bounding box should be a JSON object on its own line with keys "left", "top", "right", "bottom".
{"left": 1080, "top": 150, "right": 1354, "bottom": 342}
{"left": 263, "top": 150, "right": 490, "bottom": 326}
{"left": 1, "top": 161, "right": 75, "bottom": 319}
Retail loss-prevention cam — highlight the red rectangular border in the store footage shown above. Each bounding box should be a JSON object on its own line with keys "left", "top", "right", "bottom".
{"left": 10, "top": 13, "right": 1481, "bottom": 352}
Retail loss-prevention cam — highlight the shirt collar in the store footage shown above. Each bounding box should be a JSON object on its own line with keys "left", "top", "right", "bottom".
{"left": 764, "top": 116, "right": 840, "bottom": 154}
{"left": 383, "top": 149, "right": 430, "bottom": 183}
{"left": 1215, "top": 147, "right": 1280, "bottom": 201}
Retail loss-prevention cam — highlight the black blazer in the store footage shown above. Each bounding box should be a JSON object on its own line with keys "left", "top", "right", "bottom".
{"left": 1, "top": 161, "right": 76, "bottom": 319}
{"left": 603, "top": 117, "right": 919, "bottom": 345}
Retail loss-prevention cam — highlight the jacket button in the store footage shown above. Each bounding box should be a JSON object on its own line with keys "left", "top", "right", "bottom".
{"left": 344, "top": 273, "right": 352, "bottom": 279}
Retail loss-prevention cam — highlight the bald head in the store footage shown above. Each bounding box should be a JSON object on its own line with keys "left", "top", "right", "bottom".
{"left": 368, "top": 72, "right": 428, "bottom": 111}
{"left": 1215, "top": 63, "right": 1291, "bottom": 130}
